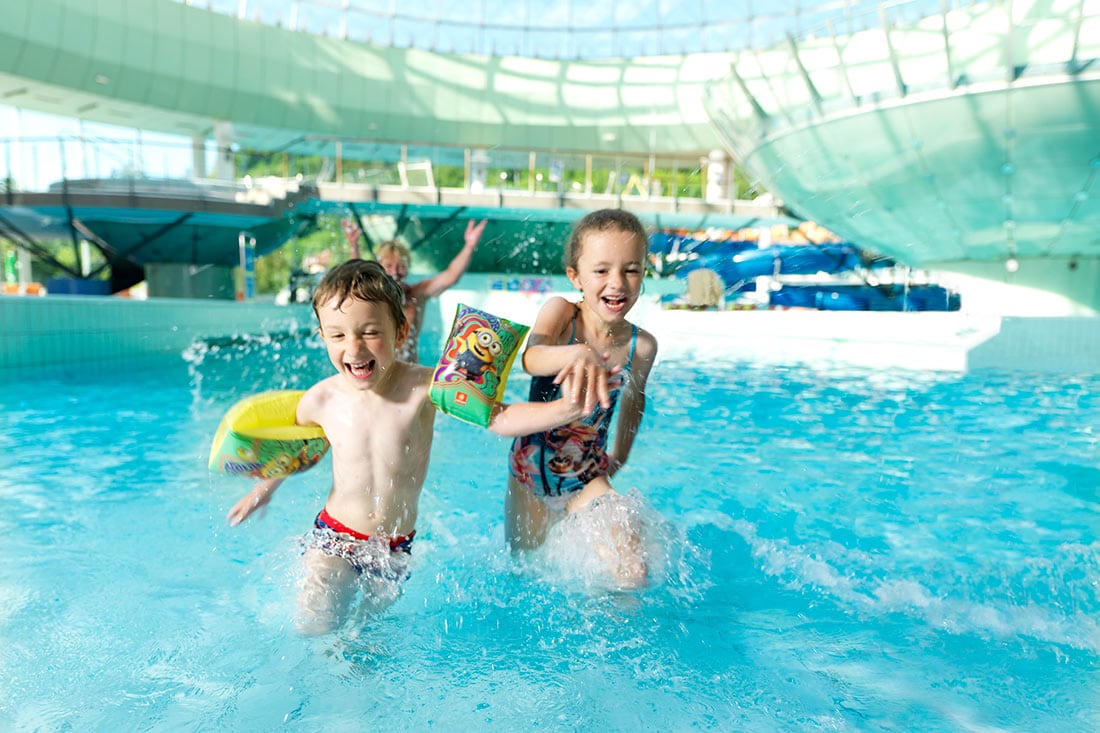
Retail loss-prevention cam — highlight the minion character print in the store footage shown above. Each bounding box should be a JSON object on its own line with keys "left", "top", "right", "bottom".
{"left": 429, "top": 304, "right": 529, "bottom": 428}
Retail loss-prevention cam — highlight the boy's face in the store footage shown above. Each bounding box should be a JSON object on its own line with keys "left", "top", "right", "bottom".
{"left": 316, "top": 295, "right": 408, "bottom": 390}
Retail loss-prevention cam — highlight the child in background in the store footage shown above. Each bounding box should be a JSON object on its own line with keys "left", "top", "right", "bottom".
{"left": 227, "top": 259, "right": 589, "bottom": 635}
{"left": 506, "top": 209, "right": 659, "bottom": 586}
{"left": 376, "top": 218, "right": 487, "bottom": 363}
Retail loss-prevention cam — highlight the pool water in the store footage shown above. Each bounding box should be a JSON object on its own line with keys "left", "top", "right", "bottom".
{"left": 1, "top": 334, "right": 1097, "bottom": 731}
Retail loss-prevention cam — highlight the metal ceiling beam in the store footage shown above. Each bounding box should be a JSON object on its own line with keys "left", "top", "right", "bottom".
{"left": 84, "top": 212, "right": 194, "bottom": 278}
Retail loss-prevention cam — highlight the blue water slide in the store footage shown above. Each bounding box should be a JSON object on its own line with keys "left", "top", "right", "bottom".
{"left": 770, "top": 284, "right": 960, "bottom": 312}
{"left": 651, "top": 233, "right": 757, "bottom": 260}
{"left": 676, "top": 243, "right": 864, "bottom": 288}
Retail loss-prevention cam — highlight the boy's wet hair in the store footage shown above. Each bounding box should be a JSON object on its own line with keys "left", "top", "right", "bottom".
{"left": 564, "top": 208, "right": 649, "bottom": 270}
{"left": 311, "top": 259, "right": 407, "bottom": 332}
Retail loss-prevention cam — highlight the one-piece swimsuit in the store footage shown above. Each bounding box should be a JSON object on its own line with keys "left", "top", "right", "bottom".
{"left": 508, "top": 310, "right": 637, "bottom": 509}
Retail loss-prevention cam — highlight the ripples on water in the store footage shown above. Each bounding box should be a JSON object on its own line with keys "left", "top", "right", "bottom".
{"left": 1, "top": 341, "right": 1097, "bottom": 731}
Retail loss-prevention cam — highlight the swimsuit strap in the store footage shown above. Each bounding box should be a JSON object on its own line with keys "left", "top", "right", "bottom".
{"left": 568, "top": 304, "right": 579, "bottom": 344}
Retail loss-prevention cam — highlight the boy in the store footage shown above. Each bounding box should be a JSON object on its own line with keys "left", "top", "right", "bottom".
{"left": 227, "top": 259, "right": 588, "bottom": 635}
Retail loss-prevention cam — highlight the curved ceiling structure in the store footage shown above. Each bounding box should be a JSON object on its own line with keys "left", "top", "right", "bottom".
{"left": 1, "top": 0, "right": 1098, "bottom": 308}
{"left": 705, "top": 0, "right": 1100, "bottom": 309}
{"left": 0, "top": 0, "right": 731, "bottom": 158}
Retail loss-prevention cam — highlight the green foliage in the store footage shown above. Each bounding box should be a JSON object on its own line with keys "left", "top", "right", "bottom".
{"left": 434, "top": 166, "right": 466, "bottom": 188}
{"left": 254, "top": 214, "right": 350, "bottom": 294}
{"left": 237, "top": 149, "right": 768, "bottom": 293}
{"left": 11, "top": 237, "right": 98, "bottom": 283}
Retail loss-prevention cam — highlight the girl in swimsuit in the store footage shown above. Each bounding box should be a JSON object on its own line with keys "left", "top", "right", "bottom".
{"left": 506, "top": 209, "right": 658, "bottom": 586}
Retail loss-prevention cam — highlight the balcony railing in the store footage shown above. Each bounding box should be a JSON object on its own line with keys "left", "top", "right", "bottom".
{"left": 1, "top": 134, "right": 775, "bottom": 217}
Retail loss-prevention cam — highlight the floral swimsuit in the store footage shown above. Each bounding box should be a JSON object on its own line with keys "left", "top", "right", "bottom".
{"left": 508, "top": 311, "right": 637, "bottom": 509}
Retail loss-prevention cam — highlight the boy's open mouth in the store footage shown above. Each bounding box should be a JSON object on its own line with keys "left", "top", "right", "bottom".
{"left": 347, "top": 359, "right": 376, "bottom": 379}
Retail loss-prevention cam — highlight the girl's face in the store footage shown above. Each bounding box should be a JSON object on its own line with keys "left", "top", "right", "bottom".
{"left": 566, "top": 228, "right": 646, "bottom": 322}
{"left": 316, "top": 295, "right": 408, "bottom": 390}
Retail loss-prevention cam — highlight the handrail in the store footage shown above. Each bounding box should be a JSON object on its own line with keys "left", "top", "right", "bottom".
{"left": 0, "top": 134, "right": 736, "bottom": 204}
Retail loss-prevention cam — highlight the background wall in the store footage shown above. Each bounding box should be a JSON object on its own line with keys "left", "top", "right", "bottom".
{"left": 5, "top": 276, "right": 1100, "bottom": 380}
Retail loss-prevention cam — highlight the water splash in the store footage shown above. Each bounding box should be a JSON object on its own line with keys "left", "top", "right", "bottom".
{"left": 520, "top": 489, "right": 709, "bottom": 600}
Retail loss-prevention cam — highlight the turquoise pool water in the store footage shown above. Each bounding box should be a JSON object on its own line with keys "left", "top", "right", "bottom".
{"left": 1, "top": 334, "right": 1097, "bottom": 731}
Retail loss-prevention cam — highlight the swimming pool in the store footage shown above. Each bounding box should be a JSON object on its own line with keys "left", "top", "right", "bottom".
{"left": 1, "top": 332, "right": 1097, "bottom": 731}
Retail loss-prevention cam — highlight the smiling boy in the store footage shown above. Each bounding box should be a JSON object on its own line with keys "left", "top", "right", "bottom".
{"left": 227, "top": 259, "right": 588, "bottom": 634}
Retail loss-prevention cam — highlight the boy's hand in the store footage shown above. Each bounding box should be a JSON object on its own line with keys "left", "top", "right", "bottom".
{"left": 556, "top": 373, "right": 591, "bottom": 421}
{"left": 226, "top": 480, "right": 280, "bottom": 526}
{"left": 553, "top": 344, "right": 617, "bottom": 413}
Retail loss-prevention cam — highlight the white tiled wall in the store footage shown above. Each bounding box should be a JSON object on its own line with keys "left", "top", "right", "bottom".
{"left": 4, "top": 287, "right": 1099, "bottom": 378}
{"left": 1, "top": 296, "right": 314, "bottom": 378}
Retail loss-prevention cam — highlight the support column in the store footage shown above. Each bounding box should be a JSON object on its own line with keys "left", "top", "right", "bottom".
{"left": 705, "top": 148, "right": 730, "bottom": 203}
{"left": 469, "top": 148, "right": 489, "bottom": 193}
{"left": 80, "top": 240, "right": 92, "bottom": 276}
{"left": 214, "top": 121, "right": 235, "bottom": 180}
{"left": 192, "top": 133, "right": 207, "bottom": 178}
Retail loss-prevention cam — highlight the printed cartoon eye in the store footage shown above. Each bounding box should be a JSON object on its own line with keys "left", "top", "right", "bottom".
{"left": 477, "top": 331, "right": 494, "bottom": 346}
{"left": 489, "top": 341, "right": 502, "bottom": 356}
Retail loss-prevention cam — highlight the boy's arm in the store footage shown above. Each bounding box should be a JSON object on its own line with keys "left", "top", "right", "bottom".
{"left": 226, "top": 383, "right": 325, "bottom": 527}
{"left": 608, "top": 330, "right": 659, "bottom": 474}
{"left": 410, "top": 218, "right": 486, "bottom": 299}
{"left": 522, "top": 297, "right": 613, "bottom": 412}
{"left": 486, "top": 374, "right": 589, "bottom": 437}
{"left": 227, "top": 477, "right": 284, "bottom": 526}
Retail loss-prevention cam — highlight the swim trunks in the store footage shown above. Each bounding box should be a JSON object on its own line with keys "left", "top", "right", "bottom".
{"left": 305, "top": 507, "right": 416, "bottom": 580}
{"left": 508, "top": 310, "right": 637, "bottom": 509}
{"left": 314, "top": 506, "right": 415, "bottom": 552}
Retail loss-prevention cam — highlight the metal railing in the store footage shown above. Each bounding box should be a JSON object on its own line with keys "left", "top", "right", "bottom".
{"left": 1, "top": 134, "right": 761, "bottom": 209}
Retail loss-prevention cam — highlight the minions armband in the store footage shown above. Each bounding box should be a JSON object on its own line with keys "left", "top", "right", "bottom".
{"left": 429, "top": 304, "right": 529, "bottom": 428}
{"left": 208, "top": 390, "right": 329, "bottom": 478}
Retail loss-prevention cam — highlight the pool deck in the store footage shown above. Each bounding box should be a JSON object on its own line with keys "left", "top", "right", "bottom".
{"left": 4, "top": 283, "right": 1100, "bottom": 378}
{"left": 437, "top": 290, "right": 1100, "bottom": 374}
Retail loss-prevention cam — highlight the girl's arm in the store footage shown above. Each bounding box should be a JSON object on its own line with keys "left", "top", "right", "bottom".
{"left": 608, "top": 329, "right": 658, "bottom": 474}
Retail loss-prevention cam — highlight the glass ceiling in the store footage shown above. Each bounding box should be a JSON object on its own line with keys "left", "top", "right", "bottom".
{"left": 182, "top": 0, "right": 959, "bottom": 59}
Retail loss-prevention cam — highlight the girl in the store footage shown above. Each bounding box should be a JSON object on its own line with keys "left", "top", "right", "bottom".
{"left": 506, "top": 209, "right": 658, "bottom": 586}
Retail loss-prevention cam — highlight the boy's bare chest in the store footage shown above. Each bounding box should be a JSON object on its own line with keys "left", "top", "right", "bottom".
{"left": 324, "top": 397, "right": 430, "bottom": 454}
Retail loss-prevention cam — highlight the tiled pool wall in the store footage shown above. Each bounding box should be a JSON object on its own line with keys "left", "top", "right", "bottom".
{"left": 5, "top": 273, "right": 1100, "bottom": 376}
{"left": 1, "top": 295, "right": 314, "bottom": 379}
